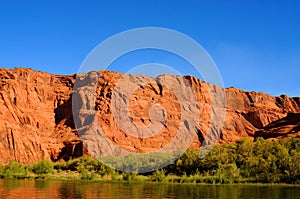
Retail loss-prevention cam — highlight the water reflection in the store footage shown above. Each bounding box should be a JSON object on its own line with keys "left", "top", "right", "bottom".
{"left": 0, "top": 180, "right": 299, "bottom": 199}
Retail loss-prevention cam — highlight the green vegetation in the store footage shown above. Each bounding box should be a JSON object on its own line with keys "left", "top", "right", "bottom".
{"left": 31, "top": 159, "right": 54, "bottom": 175}
{"left": 166, "top": 137, "right": 300, "bottom": 184}
{"left": 0, "top": 137, "right": 299, "bottom": 184}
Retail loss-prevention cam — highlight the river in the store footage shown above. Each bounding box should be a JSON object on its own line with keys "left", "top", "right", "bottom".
{"left": 0, "top": 180, "right": 299, "bottom": 198}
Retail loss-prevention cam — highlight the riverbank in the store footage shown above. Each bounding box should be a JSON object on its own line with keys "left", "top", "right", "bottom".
{"left": 0, "top": 137, "right": 299, "bottom": 184}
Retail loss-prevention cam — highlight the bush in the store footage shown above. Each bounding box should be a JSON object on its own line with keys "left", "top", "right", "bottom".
{"left": 122, "top": 172, "right": 138, "bottom": 181}
{"left": 31, "top": 159, "right": 54, "bottom": 175}
{"left": 80, "top": 170, "right": 98, "bottom": 180}
{"left": 152, "top": 169, "right": 166, "bottom": 182}
{"left": 3, "top": 161, "right": 26, "bottom": 178}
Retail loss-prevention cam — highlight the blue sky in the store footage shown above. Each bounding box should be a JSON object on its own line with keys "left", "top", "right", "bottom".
{"left": 0, "top": 0, "right": 299, "bottom": 96}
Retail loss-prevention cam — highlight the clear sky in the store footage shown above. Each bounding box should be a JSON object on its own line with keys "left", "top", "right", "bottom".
{"left": 0, "top": 0, "right": 299, "bottom": 97}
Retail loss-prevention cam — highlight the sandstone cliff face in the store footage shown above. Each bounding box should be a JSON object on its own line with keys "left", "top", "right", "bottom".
{"left": 0, "top": 68, "right": 86, "bottom": 164}
{"left": 0, "top": 68, "right": 299, "bottom": 163}
{"left": 254, "top": 112, "right": 300, "bottom": 139}
{"left": 223, "top": 89, "right": 300, "bottom": 141}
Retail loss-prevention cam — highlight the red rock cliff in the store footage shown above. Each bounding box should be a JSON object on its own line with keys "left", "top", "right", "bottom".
{"left": 0, "top": 68, "right": 299, "bottom": 163}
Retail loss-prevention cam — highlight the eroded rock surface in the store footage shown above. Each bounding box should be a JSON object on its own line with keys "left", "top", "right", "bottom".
{"left": 254, "top": 112, "right": 300, "bottom": 139}
{"left": 0, "top": 68, "right": 86, "bottom": 163}
{"left": 0, "top": 68, "right": 299, "bottom": 163}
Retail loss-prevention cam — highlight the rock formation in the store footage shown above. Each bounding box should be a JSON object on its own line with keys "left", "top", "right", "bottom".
{"left": 0, "top": 68, "right": 86, "bottom": 164}
{"left": 0, "top": 68, "right": 299, "bottom": 163}
{"left": 254, "top": 112, "right": 300, "bottom": 139}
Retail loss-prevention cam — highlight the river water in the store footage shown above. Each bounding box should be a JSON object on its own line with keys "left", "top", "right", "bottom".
{"left": 0, "top": 179, "right": 299, "bottom": 199}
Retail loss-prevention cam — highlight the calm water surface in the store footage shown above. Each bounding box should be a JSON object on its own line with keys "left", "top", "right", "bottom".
{"left": 0, "top": 180, "right": 299, "bottom": 199}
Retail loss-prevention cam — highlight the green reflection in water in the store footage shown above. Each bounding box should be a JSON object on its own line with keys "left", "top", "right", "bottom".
{"left": 0, "top": 180, "right": 299, "bottom": 199}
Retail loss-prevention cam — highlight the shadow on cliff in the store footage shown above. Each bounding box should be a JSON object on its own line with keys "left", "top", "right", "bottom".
{"left": 54, "top": 141, "right": 85, "bottom": 162}
{"left": 54, "top": 95, "right": 75, "bottom": 129}
{"left": 53, "top": 95, "right": 88, "bottom": 161}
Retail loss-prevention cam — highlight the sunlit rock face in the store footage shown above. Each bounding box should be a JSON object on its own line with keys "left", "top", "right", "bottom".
{"left": 0, "top": 68, "right": 299, "bottom": 163}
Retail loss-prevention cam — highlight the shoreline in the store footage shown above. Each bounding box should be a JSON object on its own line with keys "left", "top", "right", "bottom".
{"left": 1, "top": 137, "right": 300, "bottom": 185}
{"left": 1, "top": 178, "right": 300, "bottom": 187}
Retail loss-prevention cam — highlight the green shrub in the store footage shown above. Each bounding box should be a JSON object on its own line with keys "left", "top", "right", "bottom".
{"left": 122, "top": 172, "right": 138, "bottom": 181}
{"left": 31, "top": 159, "right": 54, "bottom": 175}
{"left": 3, "top": 161, "right": 26, "bottom": 178}
{"left": 152, "top": 169, "right": 166, "bottom": 182}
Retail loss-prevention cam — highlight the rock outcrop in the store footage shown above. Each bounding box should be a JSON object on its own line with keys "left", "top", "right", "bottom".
{"left": 0, "top": 68, "right": 86, "bottom": 164}
{"left": 0, "top": 68, "right": 299, "bottom": 163}
{"left": 254, "top": 112, "right": 300, "bottom": 139}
